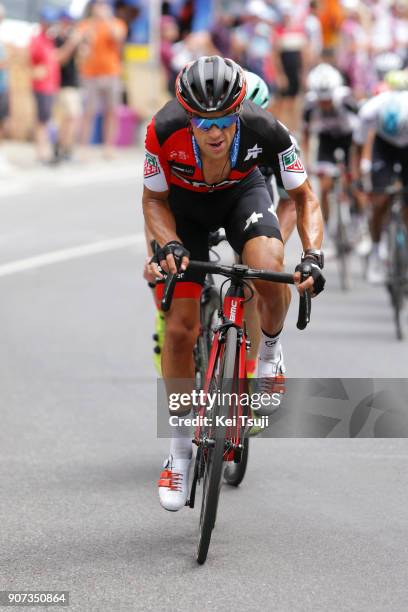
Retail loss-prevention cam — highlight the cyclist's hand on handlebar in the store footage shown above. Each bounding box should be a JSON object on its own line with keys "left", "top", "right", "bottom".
{"left": 294, "top": 257, "right": 326, "bottom": 297}
{"left": 149, "top": 241, "right": 190, "bottom": 278}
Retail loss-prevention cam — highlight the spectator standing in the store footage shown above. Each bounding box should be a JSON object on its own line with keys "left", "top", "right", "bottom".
{"left": 0, "top": 3, "right": 10, "bottom": 173}
{"left": 231, "top": 1, "right": 277, "bottom": 87}
{"left": 76, "top": 0, "right": 126, "bottom": 157}
{"left": 304, "top": 1, "right": 323, "bottom": 68}
{"left": 29, "top": 7, "right": 60, "bottom": 163}
{"left": 337, "top": 0, "right": 371, "bottom": 98}
{"left": 54, "top": 10, "right": 82, "bottom": 162}
{"left": 318, "top": 0, "right": 344, "bottom": 50}
{"left": 273, "top": 1, "right": 308, "bottom": 133}
{"left": 160, "top": 15, "right": 180, "bottom": 94}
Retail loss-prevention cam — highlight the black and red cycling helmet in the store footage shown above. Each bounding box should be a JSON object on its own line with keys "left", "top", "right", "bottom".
{"left": 175, "top": 55, "right": 247, "bottom": 114}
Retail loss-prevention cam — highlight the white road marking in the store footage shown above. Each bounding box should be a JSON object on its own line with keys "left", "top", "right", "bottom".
{"left": 0, "top": 182, "right": 30, "bottom": 197}
{"left": 0, "top": 233, "right": 145, "bottom": 278}
{"left": 0, "top": 161, "right": 142, "bottom": 197}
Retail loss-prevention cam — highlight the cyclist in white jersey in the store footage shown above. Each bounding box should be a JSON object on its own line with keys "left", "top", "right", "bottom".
{"left": 302, "top": 64, "right": 359, "bottom": 241}
{"left": 353, "top": 72, "right": 408, "bottom": 283}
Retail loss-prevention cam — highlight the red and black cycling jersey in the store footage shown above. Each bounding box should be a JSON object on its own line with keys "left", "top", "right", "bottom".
{"left": 144, "top": 98, "right": 307, "bottom": 194}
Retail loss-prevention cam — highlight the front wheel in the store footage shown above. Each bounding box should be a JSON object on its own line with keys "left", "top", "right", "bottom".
{"left": 197, "top": 326, "right": 238, "bottom": 565}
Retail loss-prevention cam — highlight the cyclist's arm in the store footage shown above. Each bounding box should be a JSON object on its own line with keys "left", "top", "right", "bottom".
{"left": 353, "top": 97, "right": 379, "bottom": 181}
{"left": 287, "top": 179, "right": 323, "bottom": 251}
{"left": 142, "top": 186, "right": 177, "bottom": 246}
{"left": 142, "top": 187, "right": 188, "bottom": 275}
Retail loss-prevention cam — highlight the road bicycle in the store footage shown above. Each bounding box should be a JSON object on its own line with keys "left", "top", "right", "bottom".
{"left": 384, "top": 181, "right": 408, "bottom": 340}
{"left": 330, "top": 149, "right": 354, "bottom": 291}
{"left": 161, "top": 258, "right": 311, "bottom": 564}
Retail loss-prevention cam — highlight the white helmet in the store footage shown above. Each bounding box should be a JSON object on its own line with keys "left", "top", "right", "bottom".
{"left": 378, "top": 94, "right": 408, "bottom": 137}
{"left": 374, "top": 52, "right": 404, "bottom": 80}
{"left": 307, "top": 63, "right": 344, "bottom": 100}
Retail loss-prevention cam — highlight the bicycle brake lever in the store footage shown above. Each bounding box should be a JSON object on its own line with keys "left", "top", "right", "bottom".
{"left": 296, "top": 267, "right": 312, "bottom": 330}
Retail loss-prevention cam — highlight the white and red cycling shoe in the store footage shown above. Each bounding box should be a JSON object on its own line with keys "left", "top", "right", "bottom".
{"left": 158, "top": 455, "right": 192, "bottom": 512}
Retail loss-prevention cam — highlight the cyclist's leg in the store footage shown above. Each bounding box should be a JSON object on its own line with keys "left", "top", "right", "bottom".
{"left": 162, "top": 297, "right": 200, "bottom": 379}
{"left": 243, "top": 237, "right": 290, "bottom": 334}
{"left": 315, "top": 132, "right": 338, "bottom": 225}
{"left": 225, "top": 169, "right": 289, "bottom": 381}
{"left": 319, "top": 173, "right": 333, "bottom": 226}
{"left": 157, "top": 189, "right": 216, "bottom": 511}
{"left": 158, "top": 216, "right": 208, "bottom": 378}
{"left": 143, "top": 225, "right": 165, "bottom": 374}
{"left": 400, "top": 146, "right": 408, "bottom": 229}
{"left": 367, "top": 136, "right": 394, "bottom": 283}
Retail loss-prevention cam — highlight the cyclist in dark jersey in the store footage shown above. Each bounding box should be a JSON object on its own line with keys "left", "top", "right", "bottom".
{"left": 143, "top": 56, "right": 325, "bottom": 512}
{"left": 146, "top": 70, "right": 297, "bottom": 375}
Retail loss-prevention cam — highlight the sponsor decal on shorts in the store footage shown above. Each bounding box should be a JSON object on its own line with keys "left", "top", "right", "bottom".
{"left": 144, "top": 152, "right": 161, "bottom": 178}
{"left": 280, "top": 146, "right": 305, "bottom": 173}
{"left": 244, "top": 211, "right": 263, "bottom": 231}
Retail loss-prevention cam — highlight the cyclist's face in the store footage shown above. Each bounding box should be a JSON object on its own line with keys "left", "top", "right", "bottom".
{"left": 318, "top": 99, "right": 334, "bottom": 111}
{"left": 190, "top": 110, "right": 238, "bottom": 160}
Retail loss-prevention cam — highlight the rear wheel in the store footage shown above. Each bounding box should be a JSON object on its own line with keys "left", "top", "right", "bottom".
{"left": 335, "top": 198, "right": 352, "bottom": 291}
{"left": 197, "top": 326, "right": 237, "bottom": 565}
{"left": 388, "top": 221, "right": 407, "bottom": 340}
{"left": 223, "top": 437, "right": 249, "bottom": 487}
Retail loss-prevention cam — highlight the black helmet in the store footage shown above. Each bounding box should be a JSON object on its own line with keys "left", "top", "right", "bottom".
{"left": 175, "top": 55, "right": 247, "bottom": 114}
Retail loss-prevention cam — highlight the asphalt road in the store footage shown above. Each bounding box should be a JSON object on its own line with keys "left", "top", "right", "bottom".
{"left": 0, "top": 157, "right": 407, "bottom": 611}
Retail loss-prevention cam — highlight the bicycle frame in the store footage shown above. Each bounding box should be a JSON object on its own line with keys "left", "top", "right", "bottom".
{"left": 196, "top": 280, "right": 249, "bottom": 462}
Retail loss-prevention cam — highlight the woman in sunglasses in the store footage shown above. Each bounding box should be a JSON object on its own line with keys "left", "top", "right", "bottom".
{"left": 143, "top": 55, "right": 325, "bottom": 512}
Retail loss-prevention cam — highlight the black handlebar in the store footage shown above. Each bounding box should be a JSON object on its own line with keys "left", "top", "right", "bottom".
{"left": 160, "top": 272, "right": 178, "bottom": 312}
{"left": 296, "top": 267, "right": 312, "bottom": 330}
{"left": 159, "top": 260, "right": 312, "bottom": 329}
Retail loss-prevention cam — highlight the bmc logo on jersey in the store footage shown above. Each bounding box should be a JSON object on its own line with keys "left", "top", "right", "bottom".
{"left": 280, "top": 146, "right": 304, "bottom": 173}
{"left": 144, "top": 152, "right": 161, "bottom": 178}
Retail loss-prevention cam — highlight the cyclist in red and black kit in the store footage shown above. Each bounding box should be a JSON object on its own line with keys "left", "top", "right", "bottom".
{"left": 143, "top": 56, "right": 325, "bottom": 512}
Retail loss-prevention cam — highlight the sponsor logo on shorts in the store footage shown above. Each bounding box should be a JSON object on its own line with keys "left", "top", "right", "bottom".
{"left": 244, "top": 211, "right": 263, "bottom": 231}
{"left": 280, "top": 146, "right": 305, "bottom": 173}
{"left": 144, "top": 152, "right": 161, "bottom": 178}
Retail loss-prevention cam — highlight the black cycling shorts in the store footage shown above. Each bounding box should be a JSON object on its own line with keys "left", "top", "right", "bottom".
{"left": 279, "top": 50, "right": 302, "bottom": 97}
{"left": 371, "top": 135, "right": 408, "bottom": 193}
{"left": 168, "top": 168, "right": 282, "bottom": 286}
{"left": 317, "top": 132, "right": 353, "bottom": 165}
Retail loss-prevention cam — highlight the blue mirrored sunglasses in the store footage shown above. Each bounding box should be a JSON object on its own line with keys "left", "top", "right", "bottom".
{"left": 190, "top": 113, "right": 240, "bottom": 131}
